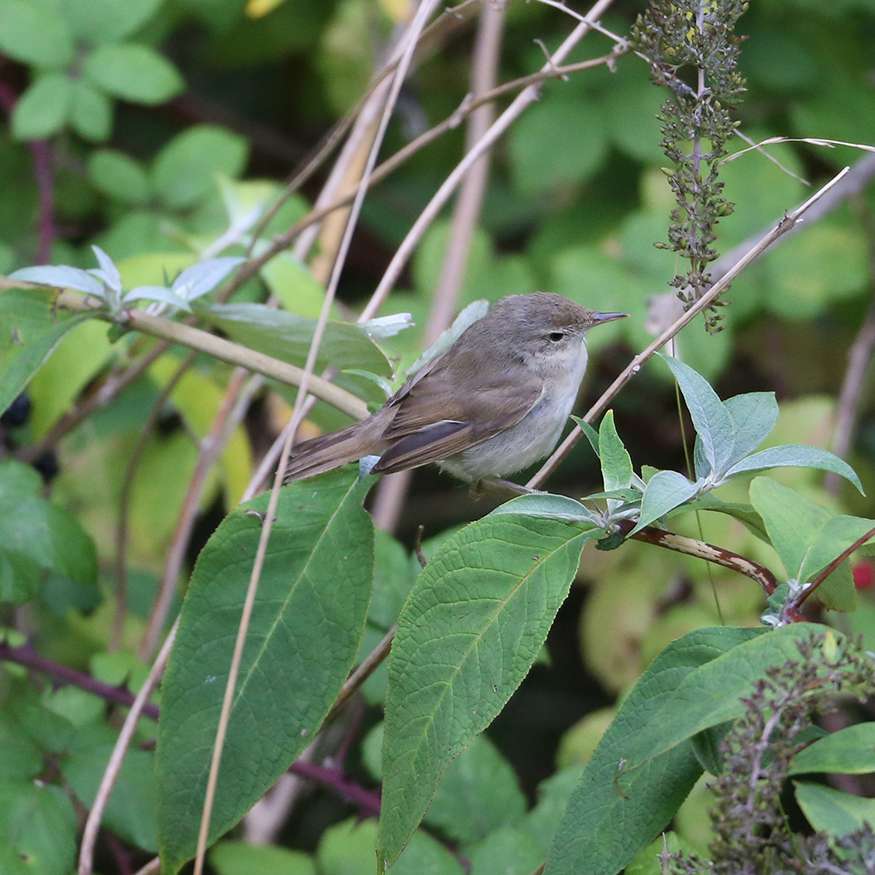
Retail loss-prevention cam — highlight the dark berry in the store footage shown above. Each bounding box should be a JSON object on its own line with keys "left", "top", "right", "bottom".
{"left": 33, "top": 450, "right": 59, "bottom": 484}
{"left": 1, "top": 393, "right": 32, "bottom": 428}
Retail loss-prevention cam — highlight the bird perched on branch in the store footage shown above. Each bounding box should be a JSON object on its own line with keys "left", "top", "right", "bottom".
{"left": 285, "top": 292, "right": 626, "bottom": 483}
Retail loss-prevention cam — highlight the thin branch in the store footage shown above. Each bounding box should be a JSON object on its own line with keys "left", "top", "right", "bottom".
{"left": 626, "top": 523, "right": 777, "bottom": 595}
{"left": 289, "top": 761, "right": 381, "bottom": 818}
{"left": 0, "top": 641, "right": 158, "bottom": 720}
{"left": 359, "top": 0, "right": 618, "bottom": 321}
{"left": 215, "top": 48, "right": 619, "bottom": 304}
{"left": 48, "top": 289, "right": 369, "bottom": 420}
{"left": 371, "top": 0, "right": 506, "bottom": 532}
{"left": 795, "top": 525, "right": 875, "bottom": 611}
{"left": 112, "top": 352, "right": 196, "bottom": 651}
{"left": 191, "top": 5, "right": 438, "bottom": 871}
{"left": 77, "top": 619, "right": 177, "bottom": 875}
{"left": 527, "top": 166, "right": 853, "bottom": 488}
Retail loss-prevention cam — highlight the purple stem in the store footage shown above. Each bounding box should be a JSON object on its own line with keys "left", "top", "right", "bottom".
{"left": 290, "top": 760, "right": 382, "bottom": 817}
{"left": 0, "top": 78, "right": 56, "bottom": 262}
{"left": 0, "top": 642, "right": 160, "bottom": 721}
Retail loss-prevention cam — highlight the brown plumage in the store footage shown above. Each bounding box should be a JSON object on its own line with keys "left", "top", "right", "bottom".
{"left": 284, "top": 293, "right": 625, "bottom": 483}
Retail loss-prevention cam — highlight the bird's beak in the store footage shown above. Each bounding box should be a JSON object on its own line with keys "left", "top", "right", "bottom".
{"left": 590, "top": 311, "right": 628, "bottom": 326}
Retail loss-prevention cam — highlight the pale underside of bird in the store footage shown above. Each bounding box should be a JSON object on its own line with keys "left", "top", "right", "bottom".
{"left": 284, "top": 293, "right": 626, "bottom": 484}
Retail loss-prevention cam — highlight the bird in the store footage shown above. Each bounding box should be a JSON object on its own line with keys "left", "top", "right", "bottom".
{"left": 284, "top": 292, "right": 626, "bottom": 483}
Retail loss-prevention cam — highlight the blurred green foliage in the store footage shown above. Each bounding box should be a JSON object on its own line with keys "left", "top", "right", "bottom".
{"left": 2, "top": 0, "right": 875, "bottom": 872}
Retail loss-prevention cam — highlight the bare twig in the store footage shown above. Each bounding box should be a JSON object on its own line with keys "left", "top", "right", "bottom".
{"left": 527, "top": 166, "right": 853, "bottom": 488}
{"left": 289, "top": 761, "right": 381, "bottom": 817}
{"left": 0, "top": 641, "right": 158, "bottom": 720}
{"left": 48, "top": 290, "right": 368, "bottom": 420}
{"left": 358, "top": 0, "right": 618, "bottom": 322}
{"left": 112, "top": 352, "right": 196, "bottom": 651}
{"left": 372, "top": 0, "right": 506, "bottom": 532}
{"left": 78, "top": 619, "right": 177, "bottom": 875}
{"left": 191, "top": 6, "right": 439, "bottom": 871}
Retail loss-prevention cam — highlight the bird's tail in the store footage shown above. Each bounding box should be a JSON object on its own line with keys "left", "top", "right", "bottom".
{"left": 284, "top": 414, "right": 386, "bottom": 482}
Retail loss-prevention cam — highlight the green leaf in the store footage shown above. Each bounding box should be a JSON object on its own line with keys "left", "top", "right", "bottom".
{"left": 794, "top": 782, "right": 875, "bottom": 837}
{"left": 0, "top": 715, "right": 43, "bottom": 780}
{"left": 319, "top": 818, "right": 462, "bottom": 875}
{"left": 62, "top": 0, "right": 164, "bottom": 43}
{"left": 12, "top": 74, "right": 72, "bottom": 140}
{"left": 378, "top": 516, "right": 596, "bottom": 866}
{"left": 726, "top": 445, "right": 863, "bottom": 494}
{"left": 669, "top": 494, "right": 768, "bottom": 541}
{"left": 364, "top": 724, "right": 526, "bottom": 847}
{"left": 87, "top": 149, "right": 150, "bottom": 204}
{"left": 572, "top": 416, "right": 600, "bottom": 458}
{"left": 210, "top": 841, "right": 315, "bottom": 875}
{"left": 489, "top": 493, "right": 600, "bottom": 525}
{"left": 27, "top": 319, "right": 113, "bottom": 440}
{"left": 798, "top": 515, "right": 875, "bottom": 583}
{"left": 624, "top": 833, "right": 700, "bottom": 875}
{"left": 198, "top": 302, "right": 394, "bottom": 376}
{"left": 789, "top": 723, "right": 875, "bottom": 777}
{"left": 660, "top": 356, "right": 735, "bottom": 477}
{"left": 598, "top": 411, "right": 633, "bottom": 493}
{"left": 612, "top": 624, "right": 838, "bottom": 771}
{"left": 0, "top": 781, "right": 76, "bottom": 875}
{"left": 749, "top": 478, "right": 857, "bottom": 610}
{"left": 723, "top": 392, "right": 778, "bottom": 466}
{"left": 69, "top": 81, "right": 112, "bottom": 142}
{"left": 152, "top": 125, "right": 248, "bottom": 209}
{"left": 62, "top": 723, "right": 158, "bottom": 851}
{"left": 630, "top": 471, "right": 699, "bottom": 535}
{"left": 467, "top": 826, "right": 543, "bottom": 875}
{"left": 83, "top": 43, "right": 183, "bottom": 105}
{"left": 156, "top": 470, "right": 374, "bottom": 873}
{"left": 0, "top": 0, "right": 73, "bottom": 67}
{"left": 544, "top": 627, "right": 760, "bottom": 875}
{"left": 508, "top": 93, "right": 609, "bottom": 195}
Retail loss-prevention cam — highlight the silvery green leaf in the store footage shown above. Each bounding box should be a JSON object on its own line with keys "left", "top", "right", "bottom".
{"left": 581, "top": 488, "right": 642, "bottom": 503}
{"left": 489, "top": 493, "right": 600, "bottom": 525}
{"left": 407, "top": 299, "right": 488, "bottom": 376}
{"left": 724, "top": 392, "right": 778, "bottom": 466}
{"left": 724, "top": 445, "right": 863, "bottom": 494}
{"left": 598, "top": 411, "right": 633, "bottom": 493}
{"left": 661, "top": 355, "right": 735, "bottom": 477}
{"left": 90, "top": 245, "right": 122, "bottom": 293}
{"left": 630, "top": 470, "right": 700, "bottom": 535}
{"left": 124, "top": 286, "right": 192, "bottom": 312}
{"left": 171, "top": 257, "right": 244, "bottom": 302}
{"left": 693, "top": 435, "right": 710, "bottom": 479}
{"left": 360, "top": 312, "right": 415, "bottom": 340}
{"left": 9, "top": 265, "right": 106, "bottom": 299}
{"left": 571, "top": 416, "right": 600, "bottom": 459}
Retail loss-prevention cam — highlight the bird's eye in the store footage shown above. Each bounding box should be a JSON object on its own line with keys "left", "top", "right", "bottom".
{"left": 548, "top": 331, "right": 564, "bottom": 342}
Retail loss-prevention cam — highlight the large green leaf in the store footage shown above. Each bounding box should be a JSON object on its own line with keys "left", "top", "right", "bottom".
{"left": 11, "top": 74, "right": 72, "bottom": 141}
{"left": 750, "top": 478, "right": 857, "bottom": 610}
{"left": 0, "top": 289, "right": 91, "bottom": 418}
{"left": 608, "top": 624, "right": 840, "bottom": 771}
{"left": 156, "top": 470, "right": 374, "bottom": 873}
{"left": 544, "top": 627, "right": 759, "bottom": 875}
{"left": 789, "top": 723, "right": 875, "bottom": 777}
{"left": 198, "top": 302, "right": 394, "bottom": 376}
{"left": 727, "top": 446, "right": 863, "bottom": 493}
{"left": 364, "top": 724, "right": 526, "bottom": 847}
{"left": 795, "top": 782, "right": 875, "bottom": 837}
{"left": 378, "top": 515, "right": 596, "bottom": 866}
{"left": 630, "top": 471, "right": 699, "bottom": 535}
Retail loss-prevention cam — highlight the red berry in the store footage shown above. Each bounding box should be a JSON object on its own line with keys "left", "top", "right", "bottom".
{"left": 853, "top": 561, "right": 874, "bottom": 591}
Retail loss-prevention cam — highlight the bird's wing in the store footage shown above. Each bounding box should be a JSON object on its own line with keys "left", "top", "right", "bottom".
{"left": 372, "top": 360, "right": 544, "bottom": 474}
